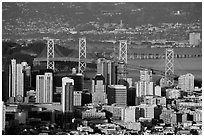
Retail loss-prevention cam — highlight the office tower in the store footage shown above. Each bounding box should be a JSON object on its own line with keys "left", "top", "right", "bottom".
{"left": 44, "top": 73, "right": 53, "bottom": 103}
{"left": 107, "top": 85, "right": 127, "bottom": 106}
{"left": 140, "top": 69, "right": 152, "bottom": 82}
{"left": 62, "top": 77, "right": 74, "bottom": 113}
{"left": 107, "top": 60, "right": 117, "bottom": 85}
{"left": 97, "top": 58, "right": 107, "bottom": 75}
{"left": 2, "top": 102, "right": 6, "bottom": 132}
{"left": 74, "top": 91, "right": 82, "bottom": 106}
{"left": 136, "top": 69, "right": 153, "bottom": 97}
{"left": 147, "top": 82, "right": 154, "bottom": 95}
{"left": 11, "top": 59, "right": 17, "bottom": 97}
{"left": 189, "top": 32, "right": 200, "bottom": 46}
{"left": 178, "top": 73, "right": 194, "bottom": 92}
{"left": 22, "top": 62, "right": 31, "bottom": 97}
{"left": 92, "top": 74, "right": 106, "bottom": 104}
{"left": 36, "top": 75, "right": 45, "bottom": 103}
{"left": 36, "top": 72, "right": 53, "bottom": 103}
{"left": 155, "top": 85, "right": 161, "bottom": 96}
{"left": 73, "top": 73, "right": 84, "bottom": 91}
{"left": 127, "top": 87, "right": 136, "bottom": 106}
{"left": 9, "top": 60, "right": 32, "bottom": 101}
{"left": 97, "top": 58, "right": 108, "bottom": 84}
{"left": 135, "top": 82, "right": 141, "bottom": 97}
{"left": 16, "top": 64, "right": 24, "bottom": 98}
{"left": 136, "top": 81, "right": 148, "bottom": 96}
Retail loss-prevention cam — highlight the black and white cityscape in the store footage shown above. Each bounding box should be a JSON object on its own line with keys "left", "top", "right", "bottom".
{"left": 1, "top": 2, "right": 202, "bottom": 135}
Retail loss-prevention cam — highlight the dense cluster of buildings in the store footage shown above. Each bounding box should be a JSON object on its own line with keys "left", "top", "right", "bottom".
{"left": 2, "top": 56, "right": 202, "bottom": 135}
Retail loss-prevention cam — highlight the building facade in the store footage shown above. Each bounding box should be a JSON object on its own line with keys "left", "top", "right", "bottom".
{"left": 107, "top": 85, "right": 127, "bottom": 106}
{"left": 92, "top": 74, "right": 106, "bottom": 105}
{"left": 62, "top": 77, "right": 74, "bottom": 113}
{"left": 178, "top": 73, "right": 194, "bottom": 92}
{"left": 36, "top": 72, "right": 53, "bottom": 103}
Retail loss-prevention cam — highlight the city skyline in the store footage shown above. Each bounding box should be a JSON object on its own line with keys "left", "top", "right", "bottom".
{"left": 1, "top": 2, "right": 202, "bottom": 135}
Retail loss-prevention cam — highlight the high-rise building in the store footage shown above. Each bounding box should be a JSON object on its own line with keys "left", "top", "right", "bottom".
{"left": 44, "top": 73, "right": 53, "bottom": 103}
{"left": 155, "top": 85, "right": 161, "bottom": 96}
{"left": 92, "top": 74, "right": 106, "bottom": 105}
{"left": 178, "top": 73, "right": 194, "bottom": 92}
{"left": 127, "top": 87, "right": 136, "bottom": 106}
{"left": 136, "top": 81, "right": 148, "bottom": 97}
{"left": 74, "top": 91, "right": 82, "bottom": 106}
{"left": 147, "top": 82, "right": 154, "bottom": 95}
{"left": 36, "top": 75, "right": 45, "bottom": 103}
{"left": 2, "top": 102, "right": 6, "bottom": 132}
{"left": 136, "top": 69, "right": 153, "bottom": 97}
{"left": 16, "top": 64, "right": 24, "bottom": 98}
{"left": 9, "top": 60, "right": 32, "bottom": 101}
{"left": 62, "top": 77, "right": 74, "bottom": 113}
{"left": 36, "top": 72, "right": 53, "bottom": 103}
{"left": 140, "top": 69, "right": 152, "bottom": 82}
{"left": 107, "top": 85, "right": 127, "bottom": 106}
{"left": 22, "top": 62, "right": 31, "bottom": 97}
{"left": 107, "top": 60, "right": 117, "bottom": 85}
{"left": 11, "top": 59, "right": 17, "bottom": 97}
{"left": 97, "top": 58, "right": 116, "bottom": 85}
{"left": 97, "top": 58, "right": 108, "bottom": 83}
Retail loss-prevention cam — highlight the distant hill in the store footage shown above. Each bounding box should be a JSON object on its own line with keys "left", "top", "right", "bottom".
{"left": 3, "top": 2, "right": 202, "bottom": 27}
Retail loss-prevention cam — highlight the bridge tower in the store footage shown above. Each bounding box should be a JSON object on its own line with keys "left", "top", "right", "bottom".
{"left": 118, "top": 40, "right": 128, "bottom": 80}
{"left": 78, "top": 38, "right": 86, "bottom": 74}
{"left": 165, "top": 48, "right": 174, "bottom": 86}
{"left": 46, "top": 39, "right": 55, "bottom": 70}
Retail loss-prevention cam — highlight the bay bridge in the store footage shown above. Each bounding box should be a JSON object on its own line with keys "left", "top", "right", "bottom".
{"left": 33, "top": 37, "right": 177, "bottom": 86}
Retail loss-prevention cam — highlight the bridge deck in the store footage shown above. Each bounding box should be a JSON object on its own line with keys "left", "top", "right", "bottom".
{"left": 34, "top": 57, "right": 95, "bottom": 63}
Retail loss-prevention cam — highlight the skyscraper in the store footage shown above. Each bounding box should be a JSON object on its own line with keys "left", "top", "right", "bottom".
{"left": 178, "top": 73, "right": 194, "bottom": 92}
{"left": 11, "top": 59, "right": 17, "bottom": 97}
{"left": 44, "top": 73, "right": 53, "bottom": 103}
{"left": 22, "top": 62, "right": 31, "bottom": 97}
{"left": 92, "top": 74, "right": 106, "bottom": 105}
{"left": 36, "top": 75, "right": 45, "bottom": 103}
{"left": 107, "top": 60, "right": 117, "bottom": 85}
{"left": 155, "top": 85, "right": 161, "bottom": 96}
{"left": 107, "top": 85, "right": 127, "bottom": 106}
{"left": 2, "top": 102, "right": 6, "bottom": 133}
{"left": 147, "top": 82, "right": 154, "bottom": 96}
{"left": 36, "top": 72, "right": 53, "bottom": 103}
{"left": 74, "top": 91, "right": 82, "bottom": 106}
{"left": 97, "top": 58, "right": 108, "bottom": 84}
{"left": 16, "top": 64, "right": 24, "bottom": 98}
{"left": 136, "top": 81, "right": 148, "bottom": 96}
{"left": 62, "top": 77, "right": 74, "bottom": 113}
{"left": 140, "top": 69, "right": 152, "bottom": 82}
{"left": 136, "top": 69, "right": 153, "bottom": 97}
